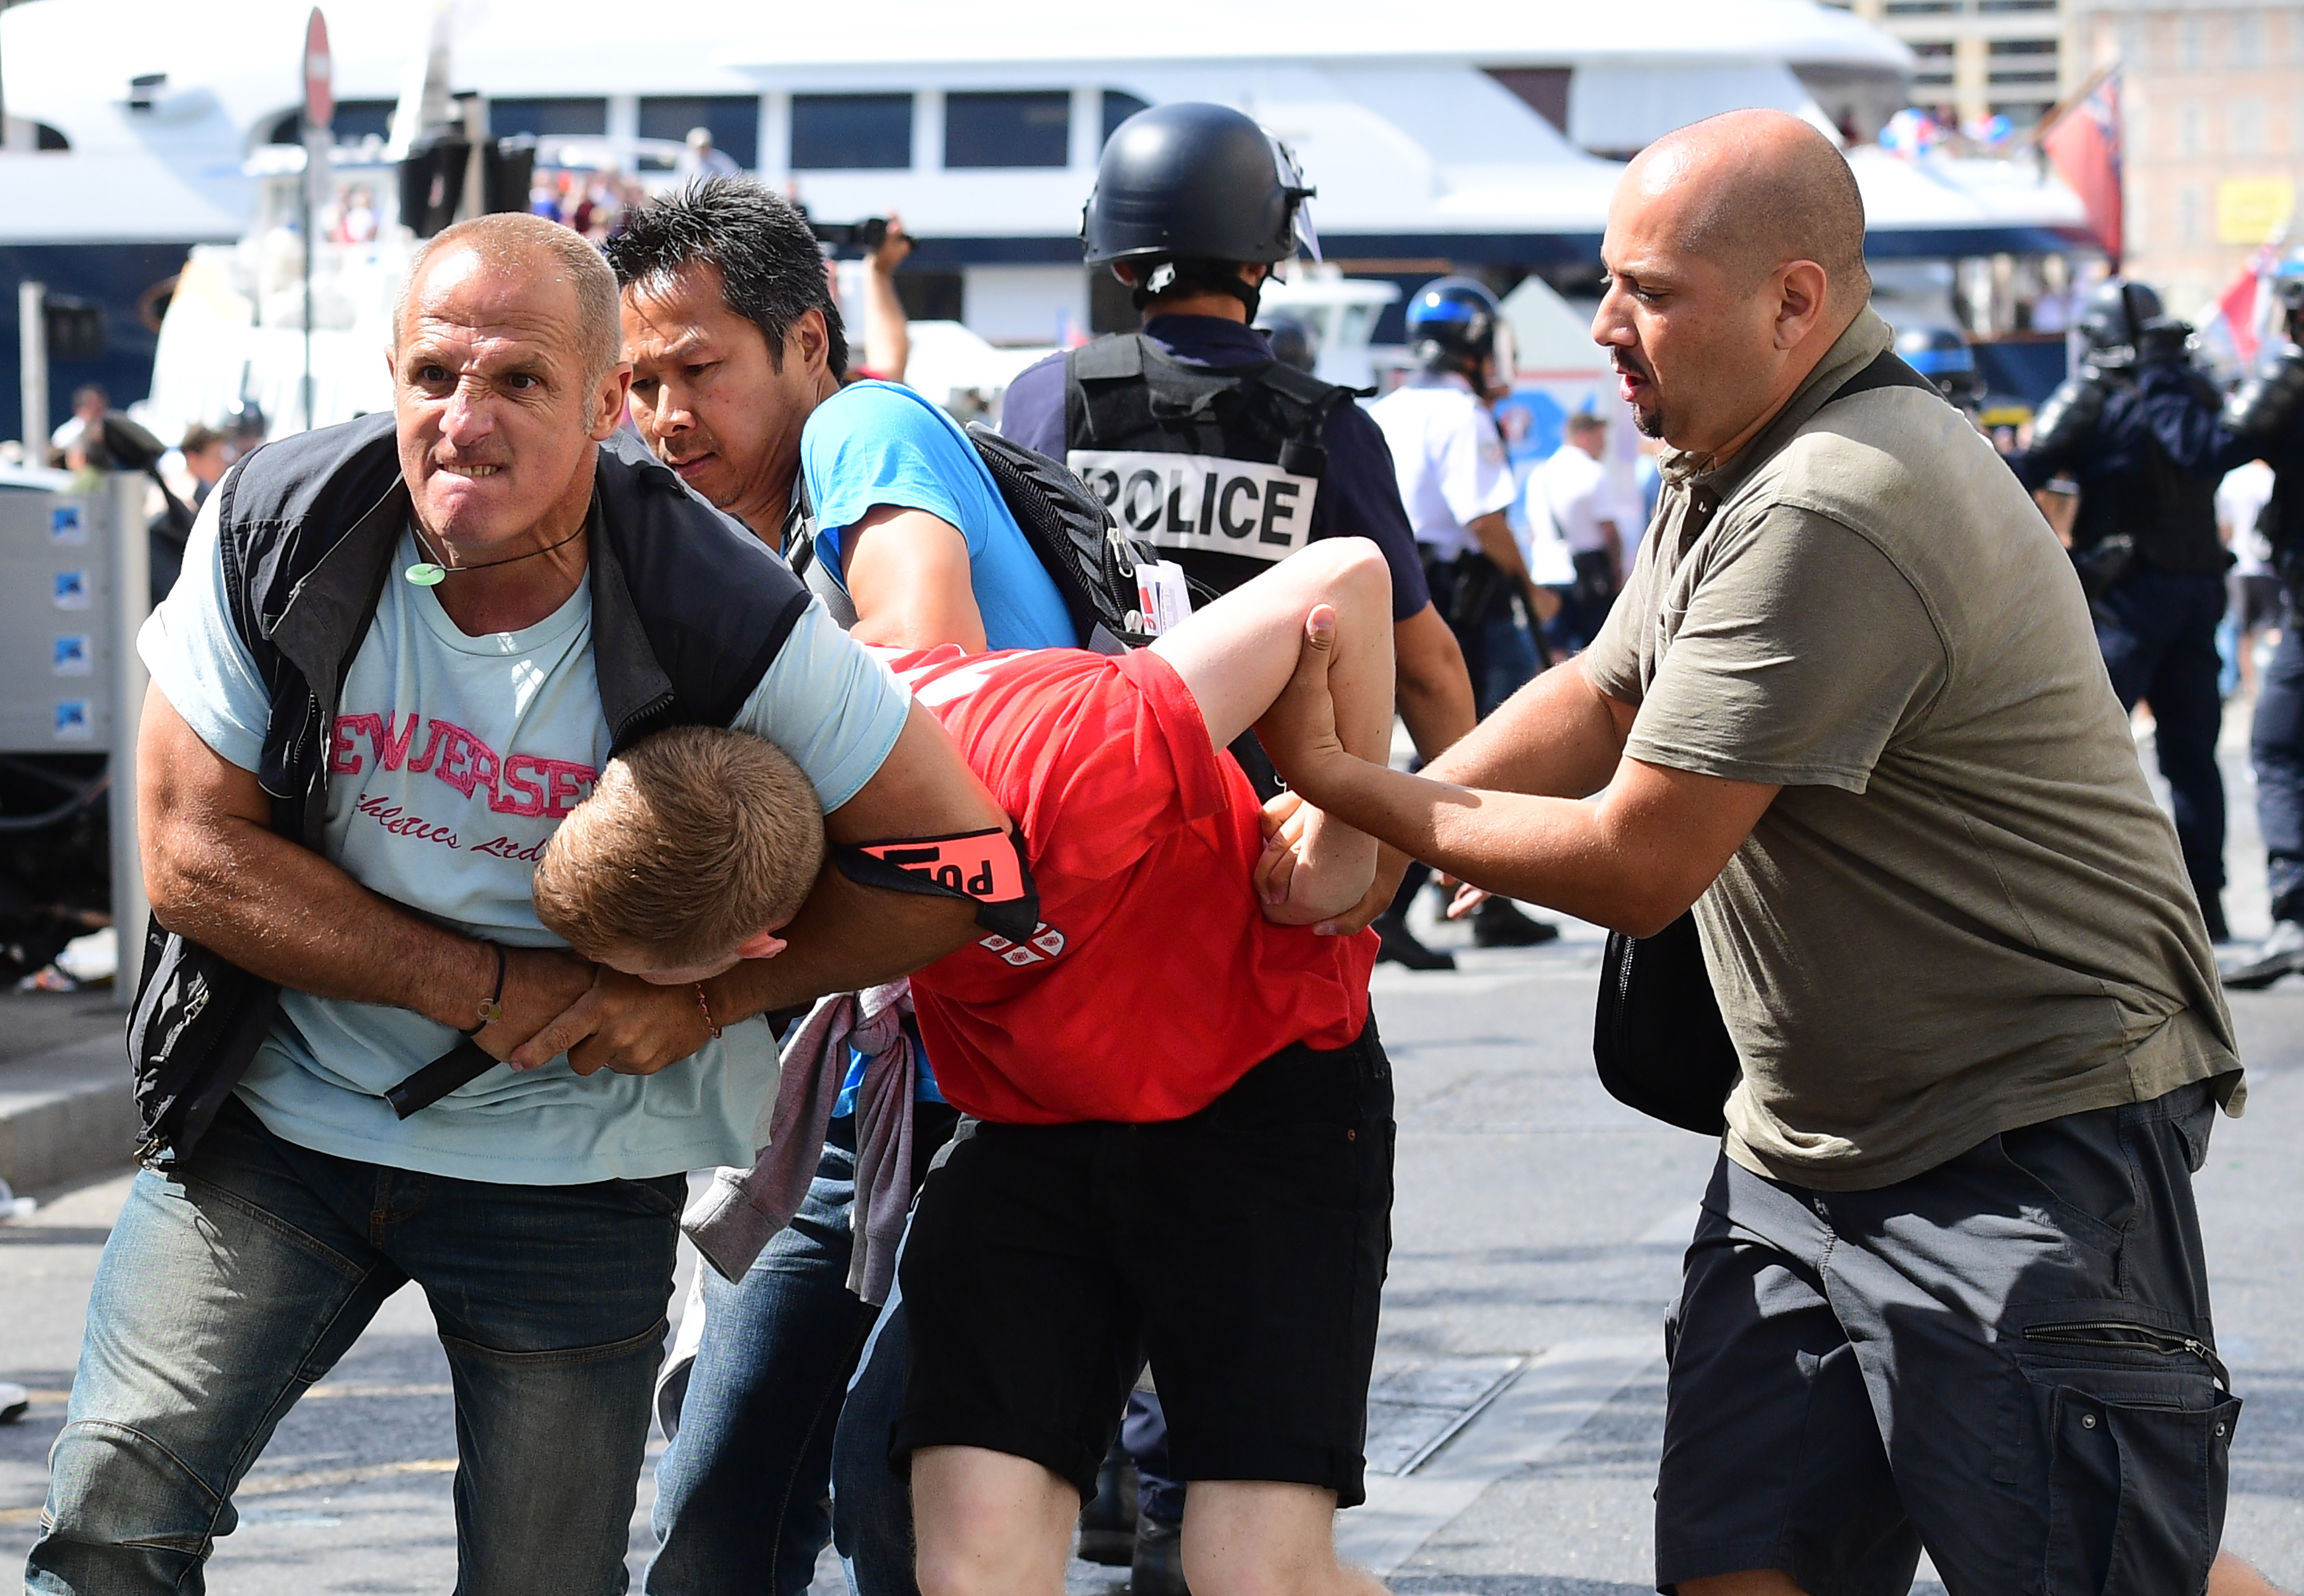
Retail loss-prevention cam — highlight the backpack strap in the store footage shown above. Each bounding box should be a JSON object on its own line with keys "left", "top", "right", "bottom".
{"left": 1825, "top": 350, "right": 1941, "bottom": 406}
{"left": 780, "top": 472, "right": 862, "bottom": 630}
{"left": 966, "top": 421, "right": 1152, "bottom": 653}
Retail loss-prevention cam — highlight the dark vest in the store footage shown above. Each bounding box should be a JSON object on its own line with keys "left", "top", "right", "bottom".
{"left": 1062, "top": 333, "right": 1358, "bottom": 603}
{"left": 2078, "top": 373, "right": 2228, "bottom": 579}
{"left": 128, "top": 414, "right": 812, "bottom": 1161}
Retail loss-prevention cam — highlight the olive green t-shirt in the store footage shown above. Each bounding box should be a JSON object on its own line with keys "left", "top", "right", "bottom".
{"left": 1581, "top": 309, "right": 2242, "bottom": 1191}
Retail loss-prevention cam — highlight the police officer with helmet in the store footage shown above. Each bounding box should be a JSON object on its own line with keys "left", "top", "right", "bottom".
{"left": 1895, "top": 324, "right": 1987, "bottom": 416}
{"left": 1002, "top": 100, "right": 1507, "bottom": 972}
{"left": 2011, "top": 277, "right": 2235, "bottom": 940}
{"left": 2217, "top": 267, "right": 2304, "bottom": 985}
{"left": 997, "top": 101, "right": 1487, "bottom": 1592}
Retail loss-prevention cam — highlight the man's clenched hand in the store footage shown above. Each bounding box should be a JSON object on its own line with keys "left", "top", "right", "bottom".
{"left": 509, "top": 966, "right": 715, "bottom": 1076}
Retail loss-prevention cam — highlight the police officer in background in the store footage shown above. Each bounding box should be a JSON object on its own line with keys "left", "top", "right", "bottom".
{"left": 2219, "top": 269, "right": 2304, "bottom": 986}
{"left": 1001, "top": 100, "right": 1499, "bottom": 974}
{"left": 1895, "top": 324, "right": 1988, "bottom": 418}
{"left": 2012, "top": 278, "right": 2235, "bottom": 940}
{"left": 1368, "top": 276, "right": 1565, "bottom": 955}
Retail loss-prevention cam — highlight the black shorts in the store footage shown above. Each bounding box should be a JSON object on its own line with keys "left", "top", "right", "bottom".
{"left": 893, "top": 1024, "right": 1393, "bottom": 1506}
{"left": 1657, "top": 1082, "right": 2238, "bottom": 1596}
{"left": 2238, "top": 572, "right": 2286, "bottom": 634}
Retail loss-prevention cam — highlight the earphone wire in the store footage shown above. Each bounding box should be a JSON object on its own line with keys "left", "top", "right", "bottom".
{"left": 409, "top": 515, "right": 589, "bottom": 578}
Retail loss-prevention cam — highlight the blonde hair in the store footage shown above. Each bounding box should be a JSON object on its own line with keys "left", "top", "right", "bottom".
{"left": 394, "top": 212, "right": 624, "bottom": 383}
{"left": 534, "top": 726, "right": 826, "bottom": 967}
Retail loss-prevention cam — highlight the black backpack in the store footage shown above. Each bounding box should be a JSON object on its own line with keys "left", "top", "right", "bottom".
{"left": 789, "top": 425, "right": 1159, "bottom": 654}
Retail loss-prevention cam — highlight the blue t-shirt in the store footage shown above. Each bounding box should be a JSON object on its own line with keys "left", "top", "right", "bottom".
{"left": 140, "top": 485, "right": 915, "bottom": 1185}
{"left": 1000, "top": 317, "right": 1433, "bottom": 621}
{"left": 805, "top": 381, "right": 1076, "bottom": 653}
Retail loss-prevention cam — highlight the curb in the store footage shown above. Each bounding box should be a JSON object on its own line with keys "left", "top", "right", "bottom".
{"left": 0, "top": 1032, "right": 136, "bottom": 1194}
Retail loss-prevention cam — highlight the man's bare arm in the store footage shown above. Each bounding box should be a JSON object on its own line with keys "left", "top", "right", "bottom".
{"left": 842, "top": 506, "right": 989, "bottom": 653}
{"left": 1311, "top": 756, "right": 1774, "bottom": 935}
{"left": 1391, "top": 601, "right": 1476, "bottom": 762}
{"left": 511, "top": 699, "right": 1006, "bottom": 1069}
{"left": 1262, "top": 638, "right": 1772, "bottom": 934}
{"left": 1423, "top": 658, "right": 1634, "bottom": 799}
{"left": 139, "top": 685, "right": 593, "bottom": 1055}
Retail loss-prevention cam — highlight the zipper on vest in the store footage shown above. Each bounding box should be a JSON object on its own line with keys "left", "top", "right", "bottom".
{"left": 2023, "top": 1320, "right": 2230, "bottom": 1391}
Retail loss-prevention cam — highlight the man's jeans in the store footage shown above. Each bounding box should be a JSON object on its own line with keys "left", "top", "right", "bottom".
{"left": 648, "top": 1123, "right": 877, "bottom": 1595}
{"left": 26, "top": 1097, "right": 679, "bottom": 1596}
{"left": 2252, "top": 616, "right": 2304, "bottom": 923}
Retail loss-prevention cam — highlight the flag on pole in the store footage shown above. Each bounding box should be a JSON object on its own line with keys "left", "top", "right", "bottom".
{"left": 2042, "top": 72, "right": 2123, "bottom": 269}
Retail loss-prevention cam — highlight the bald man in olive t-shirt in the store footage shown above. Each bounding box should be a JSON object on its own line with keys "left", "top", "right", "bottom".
{"left": 1257, "top": 110, "right": 2260, "bottom": 1596}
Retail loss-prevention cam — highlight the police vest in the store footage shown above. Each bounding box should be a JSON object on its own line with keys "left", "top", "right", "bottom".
{"left": 1062, "top": 333, "right": 1360, "bottom": 602}
{"left": 2074, "top": 372, "right": 2229, "bottom": 579}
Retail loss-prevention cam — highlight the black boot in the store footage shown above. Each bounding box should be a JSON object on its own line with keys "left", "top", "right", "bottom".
{"left": 2199, "top": 892, "right": 2230, "bottom": 946}
{"left": 1131, "top": 1516, "right": 1193, "bottom": 1596}
{"left": 1472, "top": 897, "right": 1560, "bottom": 947}
{"left": 1077, "top": 1438, "right": 1137, "bottom": 1566}
{"left": 1372, "top": 911, "right": 1455, "bottom": 971}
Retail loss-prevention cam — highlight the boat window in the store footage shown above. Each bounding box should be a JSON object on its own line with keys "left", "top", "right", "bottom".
{"left": 491, "top": 98, "right": 610, "bottom": 139}
{"left": 1338, "top": 303, "right": 1377, "bottom": 346}
{"left": 331, "top": 101, "right": 397, "bottom": 144}
{"left": 791, "top": 94, "right": 913, "bottom": 170}
{"left": 1102, "top": 91, "right": 1151, "bottom": 147}
{"left": 640, "top": 96, "right": 761, "bottom": 170}
{"left": 266, "top": 100, "right": 393, "bottom": 146}
{"left": 944, "top": 91, "right": 1071, "bottom": 169}
{"left": 34, "top": 123, "right": 67, "bottom": 151}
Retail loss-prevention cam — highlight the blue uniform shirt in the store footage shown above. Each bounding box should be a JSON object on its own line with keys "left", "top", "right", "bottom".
{"left": 1001, "top": 316, "right": 1433, "bottom": 621}
{"left": 805, "top": 379, "right": 1077, "bottom": 653}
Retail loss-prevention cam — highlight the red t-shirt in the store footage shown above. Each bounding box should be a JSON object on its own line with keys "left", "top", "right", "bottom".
{"left": 878, "top": 643, "right": 1377, "bottom": 1125}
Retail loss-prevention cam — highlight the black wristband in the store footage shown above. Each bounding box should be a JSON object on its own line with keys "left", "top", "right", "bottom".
{"left": 460, "top": 942, "right": 507, "bottom": 1036}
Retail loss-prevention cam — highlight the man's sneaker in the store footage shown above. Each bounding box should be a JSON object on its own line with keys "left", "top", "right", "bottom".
{"left": 1373, "top": 912, "right": 1455, "bottom": 972}
{"left": 1472, "top": 897, "right": 1560, "bottom": 948}
{"left": 2222, "top": 919, "right": 2304, "bottom": 990}
{"left": 1076, "top": 1440, "right": 1136, "bottom": 1566}
{"left": 0, "top": 1382, "right": 27, "bottom": 1424}
{"left": 1131, "top": 1516, "right": 1193, "bottom": 1596}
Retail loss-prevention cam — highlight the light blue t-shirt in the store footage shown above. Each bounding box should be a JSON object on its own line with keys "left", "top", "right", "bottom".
{"left": 805, "top": 381, "right": 1076, "bottom": 653}
{"left": 139, "top": 489, "right": 914, "bottom": 1185}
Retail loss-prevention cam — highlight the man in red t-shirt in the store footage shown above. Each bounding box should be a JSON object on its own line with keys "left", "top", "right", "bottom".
{"left": 536, "top": 538, "right": 1398, "bottom": 1596}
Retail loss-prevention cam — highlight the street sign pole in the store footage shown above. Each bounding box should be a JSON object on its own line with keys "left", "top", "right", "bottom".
{"left": 19, "top": 280, "right": 44, "bottom": 458}
{"left": 301, "top": 8, "right": 333, "bottom": 433}
{"left": 107, "top": 471, "right": 148, "bottom": 1007}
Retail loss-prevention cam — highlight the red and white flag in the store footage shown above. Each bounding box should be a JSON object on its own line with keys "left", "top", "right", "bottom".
{"left": 2042, "top": 72, "right": 2123, "bottom": 270}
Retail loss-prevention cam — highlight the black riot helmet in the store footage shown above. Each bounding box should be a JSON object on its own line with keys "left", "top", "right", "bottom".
{"left": 2077, "top": 278, "right": 2170, "bottom": 365}
{"left": 1406, "top": 276, "right": 1506, "bottom": 377}
{"left": 1081, "top": 103, "right": 1318, "bottom": 316}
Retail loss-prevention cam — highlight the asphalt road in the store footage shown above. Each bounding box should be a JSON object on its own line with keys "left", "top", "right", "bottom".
{"left": 4, "top": 720, "right": 2301, "bottom": 1594}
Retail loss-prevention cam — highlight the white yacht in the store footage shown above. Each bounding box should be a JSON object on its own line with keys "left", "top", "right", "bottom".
{"left": 0, "top": 0, "right": 2089, "bottom": 441}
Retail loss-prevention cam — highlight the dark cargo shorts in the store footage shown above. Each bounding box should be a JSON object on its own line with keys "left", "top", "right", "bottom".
{"left": 1657, "top": 1081, "right": 2240, "bottom": 1596}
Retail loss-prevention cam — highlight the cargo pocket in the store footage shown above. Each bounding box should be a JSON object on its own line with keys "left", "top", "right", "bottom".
{"left": 2023, "top": 1321, "right": 2240, "bottom": 1596}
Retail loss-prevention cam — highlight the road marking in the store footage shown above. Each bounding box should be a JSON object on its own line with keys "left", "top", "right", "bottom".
{"left": 0, "top": 1457, "right": 460, "bottom": 1525}
{"left": 1336, "top": 1337, "right": 1660, "bottom": 1579}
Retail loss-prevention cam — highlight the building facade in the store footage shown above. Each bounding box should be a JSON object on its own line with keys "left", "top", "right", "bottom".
{"left": 2068, "top": 1, "right": 2304, "bottom": 319}
{"left": 1846, "top": 0, "right": 2078, "bottom": 134}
